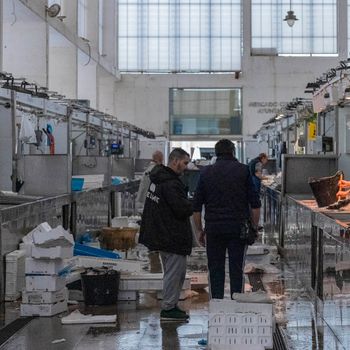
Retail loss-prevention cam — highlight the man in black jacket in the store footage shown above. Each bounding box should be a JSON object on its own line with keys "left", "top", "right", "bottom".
{"left": 139, "top": 148, "right": 193, "bottom": 321}
{"left": 193, "top": 139, "right": 261, "bottom": 299}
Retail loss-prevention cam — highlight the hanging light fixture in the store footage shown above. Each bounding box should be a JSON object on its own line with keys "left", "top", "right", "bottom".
{"left": 284, "top": 0, "right": 298, "bottom": 27}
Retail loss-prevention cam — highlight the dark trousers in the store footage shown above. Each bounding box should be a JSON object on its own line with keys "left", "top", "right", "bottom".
{"left": 206, "top": 232, "right": 247, "bottom": 299}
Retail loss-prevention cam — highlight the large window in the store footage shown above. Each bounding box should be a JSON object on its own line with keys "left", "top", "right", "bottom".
{"left": 118, "top": 0, "right": 241, "bottom": 73}
{"left": 252, "top": 0, "right": 337, "bottom": 56}
{"left": 170, "top": 88, "right": 242, "bottom": 137}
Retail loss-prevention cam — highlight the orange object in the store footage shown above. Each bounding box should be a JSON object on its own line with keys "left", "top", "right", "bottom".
{"left": 336, "top": 174, "right": 350, "bottom": 200}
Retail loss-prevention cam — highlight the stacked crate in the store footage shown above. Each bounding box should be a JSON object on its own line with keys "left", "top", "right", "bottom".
{"left": 20, "top": 223, "right": 73, "bottom": 317}
{"left": 208, "top": 299, "right": 274, "bottom": 350}
{"left": 5, "top": 250, "right": 26, "bottom": 301}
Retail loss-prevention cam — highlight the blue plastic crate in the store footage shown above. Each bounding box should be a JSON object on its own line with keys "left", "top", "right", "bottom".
{"left": 74, "top": 243, "right": 121, "bottom": 259}
{"left": 71, "top": 178, "right": 84, "bottom": 191}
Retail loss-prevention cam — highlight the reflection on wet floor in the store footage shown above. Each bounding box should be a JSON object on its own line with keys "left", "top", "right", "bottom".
{"left": 2, "top": 243, "right": 350, "bottom": 349}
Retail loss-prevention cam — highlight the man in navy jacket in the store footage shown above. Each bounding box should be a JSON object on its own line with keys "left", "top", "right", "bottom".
{"left": 193, "top": 139, "right": 261, "bottom": 299}
{"left": 140, "top": 148, "right": 193, "bottom": 320}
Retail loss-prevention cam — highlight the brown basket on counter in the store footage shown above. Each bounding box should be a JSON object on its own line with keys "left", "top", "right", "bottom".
{"left": 100, "top": 227, "right": 138, "bottom": 251}
{"left": 308, "top": 170, "right": 343, "bottom": 207}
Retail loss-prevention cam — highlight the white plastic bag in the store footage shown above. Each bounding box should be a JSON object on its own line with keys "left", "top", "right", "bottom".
{"left": 19, "top": 115, "right": 36, "bottom": 143}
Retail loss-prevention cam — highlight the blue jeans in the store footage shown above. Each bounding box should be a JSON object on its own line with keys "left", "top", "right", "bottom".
{"left": 252, "top": 175, "right": 261, "bottom": 194}
{"left": 206, "top": 231, "right": 247, "bottom": 299}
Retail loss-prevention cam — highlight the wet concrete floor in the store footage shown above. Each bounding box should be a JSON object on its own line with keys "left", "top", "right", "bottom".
{"left": 1, "top": 244, "right": 350, "bottom": 349}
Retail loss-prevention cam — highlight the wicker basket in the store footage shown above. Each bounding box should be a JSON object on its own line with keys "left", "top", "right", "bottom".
{"left": 101, "top": 227, "right": 138, "bottom": 251}
{"left": 309, "top": 170, "right": 343, "bottom": 207}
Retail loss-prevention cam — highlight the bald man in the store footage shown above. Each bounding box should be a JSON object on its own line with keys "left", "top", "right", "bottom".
{"left": 136, "top": 150, "right": 164, "bottom": 214}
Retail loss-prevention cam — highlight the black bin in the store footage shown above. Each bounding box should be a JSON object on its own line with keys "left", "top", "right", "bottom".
{"left": 81, "top": 268, "right": 120, "bottom": 305}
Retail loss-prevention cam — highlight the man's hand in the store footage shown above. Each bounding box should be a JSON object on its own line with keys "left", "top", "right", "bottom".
{"left": 199, "top": 230, "right": 206, "bottom": 247}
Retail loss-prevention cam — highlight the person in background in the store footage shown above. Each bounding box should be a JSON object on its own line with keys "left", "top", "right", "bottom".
{"left": 248, "top": 153, "right": 268, "bottom": 194}
{"left": 139, "top": 148, "right": 193, "bottom": 321}
{"left": 248, "top": 153, "right": 268, "bottom": 231}
{"left": 135, "top": 150, "right": 164, "bottom": 214}
{"left": 193, "top": 139, "right": 261, "bottom": 299}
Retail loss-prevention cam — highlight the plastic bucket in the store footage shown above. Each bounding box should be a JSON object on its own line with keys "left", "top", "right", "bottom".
{"left": 81, "top": 268, "right": 120, "bottom": 305}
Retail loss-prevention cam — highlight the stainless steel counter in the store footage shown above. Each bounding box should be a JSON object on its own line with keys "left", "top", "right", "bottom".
{"left": 0, "top": 180, "right": 140, "bottom": 301}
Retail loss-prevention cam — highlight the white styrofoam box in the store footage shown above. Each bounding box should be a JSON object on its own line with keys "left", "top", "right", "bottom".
{"left": 22, "top": 288, "right": 68, "bottom": 304}
{"left": 77, "top": 256, "right": 141, "bottom": 273}
{"left": 5, "top": 277, "right": 20, "bottom": 301}
{"left": 20, "top": 299, "right": 67, "bottom": 317}
{"left": 242, "top": 314, "right": 259, "bottom": 325}
{"left": 6, "top": 250, "right": 26, "bottom": 273}
{"left": 119, "top": 273, "right": 191, "bottom": 291}
{"left": 25, "top": 275, "right": 66, "bottom": 292}
{"left": 118, "top": 291, "right": 138, "bottom": 301}
{"left": 210, "top": 313, "right": 226, "bottom": 326}
{"left": 19, "top": 243, "right": 32, "bottom": 257}
{"left": 258, "top": 326, "right": 272, "bottom": 337}
{"left": 209, "top": 299, "right": 273, "bottom": 320}
{"left": 73, "top": 175, "right": 105, "bottom": 189}
{"left": 245, "top": 253, "right": 271, "bottom": 266}
{"left": 210, "top": 326, "right": 225, "bottom": 336}
{"left": 188, "top": 272, "right": 208, "bottom": 289}
{"left": 226, "top": 326, "right": 240, "bottom": 336}
{"left": 209, "top": 299, "right": 274, "bottom": 350}
{"left": 246, "top": 245, "right": 268, "bottom": 255}
{"left": 33, "top": 225, "right": 74, "bottom": 247}
{"left": 25, "top": 258, "right": 64, "bottom": 275}
{"left": 241, "top": 326, "right": 258, "bottom": 336}
{"left": 111, "top": 216, "right": 129, "bottom": 228}
{"left": 5, "top": 250, "right": 26, "bottom": 301}
{"left": 258, "top": 336, "right": 273, "bottom": 348}
{"left": 226, "top": 314, "right": 241, "bottom": 325}
{"left": 23, "top": 222, "right": 52, "bottom": 244}
{"left": 157, "top": 289, "right": 191, "bottom": 301}
{"left": 257, "top": 314, "right": 273, "bottom": 325}
{"left": 31, "top": 245, "right": 73, "bottom": 259}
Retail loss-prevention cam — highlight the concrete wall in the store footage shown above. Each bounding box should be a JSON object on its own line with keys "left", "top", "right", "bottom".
{"left": 2, "top": 0, "right": 47, "bottom": 86}
{"left": 114, "top": 57, "right": 340, "bottom": 138}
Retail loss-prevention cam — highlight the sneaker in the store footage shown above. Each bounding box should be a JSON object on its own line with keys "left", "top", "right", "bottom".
{"left": 160, "top": 308, "right": 188, "bottom": 321}
{"left": 175, "top": 305, "right": 190, "bottom": 319}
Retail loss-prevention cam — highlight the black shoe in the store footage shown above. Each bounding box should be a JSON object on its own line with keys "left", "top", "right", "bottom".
{"left": 160, "top": 308, "right": 188, "bottom": 321}
{"left": 175, "top": 305, "right": 190, "bottom": 319}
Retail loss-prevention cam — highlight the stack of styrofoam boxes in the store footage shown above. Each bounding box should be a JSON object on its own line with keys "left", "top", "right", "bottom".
{"left": 20, "top": 223, "right": 74, "bottom": 317}
{"left": 208, "top": 299, "right": 274, "bottom": 350}
{"left": 5, "top": 250, "right": 26, "bottom": 301}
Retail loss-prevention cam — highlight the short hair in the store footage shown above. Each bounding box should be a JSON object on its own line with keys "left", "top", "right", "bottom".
{"left": 215, "top": 139, "right": 235, "bottom": 156}
{"left": 259, "top": 153, "right": 267, "bottom": 160}
{"left": 168, "top": 148, "right": 190, "bottom": 162}
{"left": 152, "top": 150, "right": 164, "bottom": 164}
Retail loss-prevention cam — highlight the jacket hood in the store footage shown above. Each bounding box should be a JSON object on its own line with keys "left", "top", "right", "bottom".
{"left": 149, "top": 164, "right": 178, "bottom": 184}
